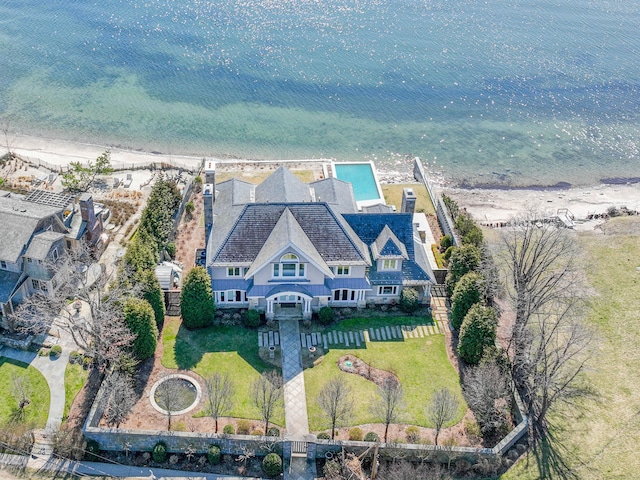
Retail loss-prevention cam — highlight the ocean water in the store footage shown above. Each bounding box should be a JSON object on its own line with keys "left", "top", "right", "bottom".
{"left": 0, "top": 0, "right": 639, "bottom": 186}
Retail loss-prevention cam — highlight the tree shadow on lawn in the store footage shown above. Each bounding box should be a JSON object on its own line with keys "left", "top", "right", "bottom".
{"left": 173, "top": 322, "right": 272, "bottom": 374}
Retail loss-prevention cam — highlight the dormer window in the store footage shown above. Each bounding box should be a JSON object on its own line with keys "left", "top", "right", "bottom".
{"left": 52, "top": 248, "right": 59, "bottom": 262}
{"left": 227, "top": 267, "right": 241, "bottom": 277}
{"left": 273, "top": 253, "right": 305, "bottom": 278}
{"left": 335, "top": 266, "right": 350, "bottom": 276}
{"left": 381, "top": 259, "right": 398, "bottom": 270}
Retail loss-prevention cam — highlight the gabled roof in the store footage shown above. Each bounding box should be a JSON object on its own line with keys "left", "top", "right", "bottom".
{"left": 371, "top": 225, "right": 409, "bottom": 260}
{"left": 245, "top": 208, "right": 333, "bottom": 278}
{"left": 228, "top": 178, "right": 255, "bottom": 206}
{"left": 255, "top": 166, "right": 311, "bottom": 203}
{"left": 0, "top": 269, "right": 21, "bottom": 303}
{"left": 24, "top": 231, "right": 65, "bottom": 261}
{"left": 0, "top": 194, "right": 64, "bottom": 263}
{"left": 209, "top": 203, "right": 370, "bottom": 266}
{"left": 309, "top": 177, "right": 358, "bottom": 213}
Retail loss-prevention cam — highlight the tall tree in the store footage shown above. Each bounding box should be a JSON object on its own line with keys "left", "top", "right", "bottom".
{"left": 103, "top": 371, "right": 137, "bottom": 428}
{"left": 123, "top": 297, "right": 158, "bottom": 360}
{"left": 204, "top": 372, "right": 235, "bottom": 433}
{"left": 251, "top": 371, "right": 283, "bottom": 434}
{"left": 180, "top": 266, "right": 214, "bottom": 329}
{"left": 317, "top": 377, "right": 354, "bottom": 439}
{"left": 457, "top": 304, "right": 498, "bottom": 365}
{"left": 463, "top": 361, "right": 510, "bottom": 435}
{"left": 450, "top": 271, "right": 486, "bottom": 329}
{"left": 445, "top": 244, "right": 481, "bottom": 296}
{"left": 499, "top": 212, "right": 594, "bottom": 446}
{"left": 371, "top": 377, "right": 405, "bottom": 443}
{"left": 426, "top": 388, "right": 459, "bottom": 445}
{"left": 61, "top": 150, "right": 113, "bottom": 192}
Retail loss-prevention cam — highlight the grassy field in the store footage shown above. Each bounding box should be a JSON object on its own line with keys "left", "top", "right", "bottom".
{"left": 502, "top": 216, "right": 640, "bottom": 479}
{"left": 63, "top": 362, "right": 89, "bottom": 421}
{"left": 305, "top": 316, "right": 466, "bottom": 432}
{"left": 162, "top": 317, "right": 284, "bottom": 426}
{"left": 381, "top": 183, "right": 435, "bottom": 215}
{"left": 0, "top": 358, "right": 50, "bottom": 428}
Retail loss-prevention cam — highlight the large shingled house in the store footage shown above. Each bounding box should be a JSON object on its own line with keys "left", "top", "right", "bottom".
{"left": 204, "top": 164, "right": 434, "bottom": 320}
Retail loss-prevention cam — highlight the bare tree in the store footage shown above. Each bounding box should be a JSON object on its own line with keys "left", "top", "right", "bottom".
{"left": 155, "top": 375, "right": 186, "bottom": 430}
{"left": 499, "top": 212, "right": 595, "bottom": 447}
{"left": 10, "top": 373, "right": 31, "bottom": 422}
{"left": 463, "top": 362, "right": 510, "bottom": 436}
{"left": 204, "top": 372, "right": 235, "bottom": 433}
{"left": 371, "top": 377, "right": 405, "bottom": 443}
{"left": 103, "top": 371, "right": 137, "bottom": 428}
{"left": 426, "top": 388, "right": 459, "bottom": 446}
{"left": 251, "top": 371, "right": 283, "bottom": 434}
{"left": 317, "top": 377, "right": 353, "bottom": 440}
{"left": 10, "top": 242, "right": 136, "bottom": 372}
{"left": 377, "top": 461, "right": 453, "bottom": 480}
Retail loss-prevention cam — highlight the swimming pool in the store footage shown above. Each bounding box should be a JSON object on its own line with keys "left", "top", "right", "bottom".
{"left": 333, "top": 162, "right": 384, "bottom": 206}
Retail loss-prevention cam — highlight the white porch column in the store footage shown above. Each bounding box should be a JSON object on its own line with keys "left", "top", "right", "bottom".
{"left": 266, "top": 300, "right": 274, "bottom": 320}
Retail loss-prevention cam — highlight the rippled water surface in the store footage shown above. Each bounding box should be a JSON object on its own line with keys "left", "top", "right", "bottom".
{"left": 0, "top": 0, "right": 639, "bottom": 185}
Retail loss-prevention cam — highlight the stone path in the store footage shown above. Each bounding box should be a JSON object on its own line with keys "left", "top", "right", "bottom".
{"left": 430, "top": 297, "right": 452, "bottom": 333}
{"left": 260, "top": 322, "right": 442, "bottom": 349}
{"left": 278, "top": 319, "right": 309, "bottom": 438}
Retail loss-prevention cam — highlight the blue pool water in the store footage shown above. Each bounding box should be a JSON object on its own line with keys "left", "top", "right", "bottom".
{"left": 334, "top": 163, "right": 381, "bottom": 202}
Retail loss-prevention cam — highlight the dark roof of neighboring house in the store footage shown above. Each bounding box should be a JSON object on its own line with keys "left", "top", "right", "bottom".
{"left": 24, "top": 231, "right": 65, "bottom": 261}
{"left": 343, "top": 213, "right": 430, "bottom": 285}
{"left": 0, "top": 194, "right": 64, "bottom": 263}
{"left": 209, "top": 203, "right": 370, "bottom": 266}
{"left": 309, "top": 178, "right": 358, "bottom": 214}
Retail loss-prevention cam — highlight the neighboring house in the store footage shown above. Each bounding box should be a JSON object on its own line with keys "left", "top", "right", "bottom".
{"left": 205, "top": 165, "right": 433, "bottom": 320}
{"left": 0, "top": 190, "right": 106, "bottom": 329}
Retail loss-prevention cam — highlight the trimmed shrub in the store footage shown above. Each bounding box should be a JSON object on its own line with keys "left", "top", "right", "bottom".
{"left": 405, "top": 426, "right": 420, "bottom": 444}
{"left": 207, "top": 445, "right": 221, "bottom": 464}
{"left": 152, "top": 441, "right": 167, "bottom": 463}
{"left": 123, "top": 297, "right": 158, "bottom": 359}
{"left": 317, "top": 432, "right": 331, "bottom": 440}
{"left": 251, "top": 429, "right": 264, "bottom": 436}
{"left": 318, "top": 306, "right": 334, "bottom": 325}
{"left": 267, "top": 427, "right": 280, "bottom": 437}
{"left": 348, "top": 427, "right": 363, "bottom": 441}
{"left": 50, "top": 345, "right": 62, "bottom": 357}
{"left": 440, "top": 234, "right": 453, "bottom": 251}
{"left": 166, "top": 242, "right": 176, "bottom": 258}
{"left": 445, "top": 244, "right": 481, "bottom": 296}
{"left": 262, "top": 453, "right": 283, "bottom": 477}
{"left": 399, "top": 287, "right": 420, "bottom": 314}
{"left": 450, "top": 272, "right": 485, "bottom": 330}
{"left": 69, "top": 351, "right": 81, "bottom": 364}
{"left": 223, "top": 424, "right": 235, "bottom": 435}
{"left": 364, "top": 432, "right": 379, "bottom": 442}
{"left": 443, "top": 245, "right": 455, "bottom": 261}
{"left": 243, "top": 309, "right": 261, "bottom": 328}
{"left": 185, "top": 201, "right": 195, "bottom": 216}
{"left": 458, "top": 304, "right": 498, "bottom": 365}
{"left": 236, "top": 419, "right": 251, "bottom": 435}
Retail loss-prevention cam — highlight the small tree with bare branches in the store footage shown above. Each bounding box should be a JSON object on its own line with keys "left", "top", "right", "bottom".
{"left": 103, "top": 371, "right": 137, "bottom": 428}
{"left": 371, "top": 377, "right": 405, "bottom": 443}
{"left": 251, "top": 371, "right": 283, "bottom": 434}
{"left": 204, "top": 372, "right": 235, "bottom": 433}
{"left": 426, "top": 388, "right": 459, "bottom": 445}
{"left": 317, "top": 376, "right": 353, "bottom": 440}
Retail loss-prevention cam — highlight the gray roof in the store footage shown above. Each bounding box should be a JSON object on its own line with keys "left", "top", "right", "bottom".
{"left": 309, "top": 178, "right": 358, "bottom": 214}
{"left": 209, "top": 203, "right": 370, "bottom": 266}
{"left": 255, "top": 166, "right": 311, "bottom": 203}
{"left": 362, "top": 203, "right": 395, "bottom": 213}
{"left": 0, "top": 269, "right": 21, "bottom": 303}
{"left": 245, "top": 208, "right": 332, "bottom": 278}
{"left": 371, "top": 225, "right": 409, "bottom": 260}
{"left": 0, "top": 194, "right": 64, "bottom": 263}
{"left": 24, "top": 231, "right": 65, "bottom": 261}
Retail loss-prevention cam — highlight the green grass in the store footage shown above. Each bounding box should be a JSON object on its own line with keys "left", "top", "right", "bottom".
{"left": 162, "top": 317, "right": 284, "bottom": 426}
{"left": 0, "top": 358, "right": 50, "bottom": 428}
{"left": 63, "top": 362, "right": 88, "bottom": 421}
{"left": 501, "top": 217, "right": 640, "bottom": 479}
{"left": 305, "top": 316, "right": 466, "bottom": 432}
{"left": 381, "top": 183, "right": 436, "bottom": 215}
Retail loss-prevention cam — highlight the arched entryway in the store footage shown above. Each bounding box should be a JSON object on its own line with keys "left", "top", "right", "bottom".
{"left": 265, "top": 286, "right": 313, "bottom": 321}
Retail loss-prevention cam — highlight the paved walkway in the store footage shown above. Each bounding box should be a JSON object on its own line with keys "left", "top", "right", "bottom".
{"left": 278, "top": 319, "right": 309, "bottom": 439}
{"left": 430, "top": 296, "right": 452, "bottom": 333}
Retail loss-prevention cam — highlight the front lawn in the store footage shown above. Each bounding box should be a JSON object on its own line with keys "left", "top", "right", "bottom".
{"left": 162, "top": 317, "right": 284, "bottom": 425}
{"left": 0, "top": 358, "right": 50, "bottom": 428}
{"left": 305, "top": 316, "right": 466, "bottom": 431}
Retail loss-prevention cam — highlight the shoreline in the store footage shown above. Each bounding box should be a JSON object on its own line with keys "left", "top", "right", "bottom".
{"left": 6, "top": 132, "right": 640, "bottom": 225}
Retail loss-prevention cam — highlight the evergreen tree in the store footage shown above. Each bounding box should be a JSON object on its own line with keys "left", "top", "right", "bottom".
{"left": 450, "top": 272, "right": 485, "bottom": 329}
{"left": 180, "top": 266, "right": 214, "bottom": 329}
{"left": 445, "top": 244, "right": 481, "bottom": 296}
{"left": 458, "top": 304, "right": 498, "bottom": 365}
{"left": 123, "top": 297, "right": 158, "bottom": 359}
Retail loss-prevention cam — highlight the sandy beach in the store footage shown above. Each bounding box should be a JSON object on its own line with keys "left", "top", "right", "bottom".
{"left": 7, "top": 133, "right": 640, "bottom": 227}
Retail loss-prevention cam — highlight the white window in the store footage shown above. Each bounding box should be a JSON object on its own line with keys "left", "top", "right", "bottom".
{"left": 377, "top": 286, "right": 398, "bottom": 296}
{"left": 336, "top": 266, "right": 350, "bottom": 276}
{"left": 273, "top": 253, "right": 305, "bottom": 278}
{"left": 381, "top": 259, "right": 398, "bottom": 270}
{"left": 219, "top": 290, "right": 246, "bottom": 303}
{"left": 227, "top": 267, "right": 241, "bottom": 277}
